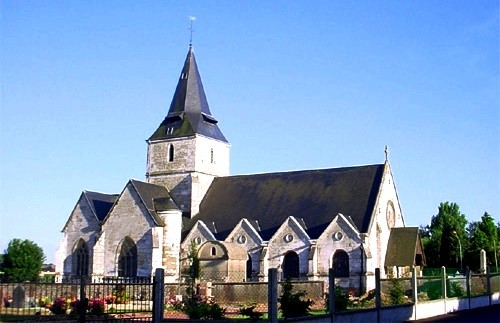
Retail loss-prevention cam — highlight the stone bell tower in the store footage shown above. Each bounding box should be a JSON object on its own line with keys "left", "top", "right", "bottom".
{"left": 146, "top": 46, "right": 230, "bottom": 217}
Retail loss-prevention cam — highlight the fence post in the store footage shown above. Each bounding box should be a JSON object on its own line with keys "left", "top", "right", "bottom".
{"left": 486, "top": 267, "right": 492, "bottom": 306}
{"left": 465, "top": 266, "right": 471, "bottom": 309}
{"left": 328, "top": 268, "right": 335, "bottom": 320}
{"left": 153, "top": 268, "right": 165, "bottom": 323}
{"left": 268, "top": 268, "right": 278, "bottom": 323}
{"left": 411, "top": 266, "right": 418, "bottom": 320}
{"left": 375, "top": 268, "right": 381, "bottom": 323}
{"left": 79, "top": 277, "right": 86, "bottom": 323}
{"left": 440, "top": 266, "right": 447, "bottom": 299}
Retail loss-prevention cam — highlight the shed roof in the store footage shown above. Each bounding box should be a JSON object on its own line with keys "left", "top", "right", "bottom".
{"left": 385, "top": 227, "right": 425, "bottom": 267}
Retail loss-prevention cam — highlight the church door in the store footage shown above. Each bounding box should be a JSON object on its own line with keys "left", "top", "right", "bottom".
{"left": 283, "top": 251, "right": 299, "bottom": 279}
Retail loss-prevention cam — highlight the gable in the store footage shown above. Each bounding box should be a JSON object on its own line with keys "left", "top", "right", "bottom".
{"left": 317, "top": 213, "right": 360, "bottom": 243}
{"left": 225, "top": 218, "right": 263, "bottom": 249}
{"left": 102, "top": 179, "right": 171, "bottom": 226}
{"left": 269, "top": 216, "right": 310, "bottom": 245}
{"left": 181, "top": 220, "right": 216, "bottom": 249}
{"left": 186, "top": 164, "right": 385, "bottom": 240}
{"left": 62, "top": 191, "right": 116, "bottom": 232}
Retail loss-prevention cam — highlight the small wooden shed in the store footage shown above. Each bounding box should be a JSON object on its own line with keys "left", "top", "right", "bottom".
{"left": 385, "top": 227, "right": 426, "bottom": 277}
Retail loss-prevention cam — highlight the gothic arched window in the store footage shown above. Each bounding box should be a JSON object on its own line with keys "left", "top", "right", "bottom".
{"left": 332, "top": 250, "right": 349, "bottom": 277}
{"left": 168, "top": 144, "right": 174, "bottom": 162}
{"left": 72, "top": 239, "right": 89, "bottom": 277}
{"left": 117, "top": 237, "right": 137, "bottom": 277}
{"left": 283, "top": 251, "right": 300, "bottom": 279}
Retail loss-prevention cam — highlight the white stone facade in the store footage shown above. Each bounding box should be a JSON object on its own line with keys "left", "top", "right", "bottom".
{"left": 55, "top": 193, "right": 101, "bottom": 281}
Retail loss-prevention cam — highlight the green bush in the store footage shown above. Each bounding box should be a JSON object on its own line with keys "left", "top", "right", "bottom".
{"left": 324, "top": 286, "right": 350, "bottom": 312}
{"left": 239, "top": 304, "right": 264, "bottom": 320}
{"left": 420, "top": 280, "right": 443, "bottom": 300}
{"left": 279, "top": 279, "right": 314, "bottom": 318}
{"left": 447, "top": 280, "right": 465, "bottom": 298}
{"left": 389, "top": 279, "right": 405, "bottom": 305}
{"left": 175, "top": 295, "right": 225, "bottom": 320}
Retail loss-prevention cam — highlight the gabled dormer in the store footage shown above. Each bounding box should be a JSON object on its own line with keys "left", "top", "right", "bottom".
{"left": 267, "top": 216, "right": 311, "bottom": 279}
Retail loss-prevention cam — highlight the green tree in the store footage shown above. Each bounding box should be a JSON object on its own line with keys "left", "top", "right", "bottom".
{"left": 466, "top": 212, "right": 498, "bottom": 270}
{"left": 1, "top": 239, "right": 45, "bottom": 282}
{"left": 182, "top": 242, "right": 201, "bottom": 298}
{"left": 424, "top": 202, "right": 468, "bottom": 268}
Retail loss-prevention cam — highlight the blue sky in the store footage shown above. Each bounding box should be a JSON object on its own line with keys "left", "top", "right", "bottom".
{"left": 1, "top": 1, "right": 498, "bottom": 263}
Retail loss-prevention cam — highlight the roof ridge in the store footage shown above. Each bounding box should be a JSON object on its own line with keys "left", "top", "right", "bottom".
{"left": 222, "top": 163, "right": 385, "bottom": 179}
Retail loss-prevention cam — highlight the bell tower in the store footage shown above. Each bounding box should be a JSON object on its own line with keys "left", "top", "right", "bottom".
{"left": 146, "top": 46, "right": 230, "bottom": 217}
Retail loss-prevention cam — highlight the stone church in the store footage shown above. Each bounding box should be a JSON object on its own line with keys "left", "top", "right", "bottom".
{"left": 55, "top": 45, "right": 424, "bottom": 293}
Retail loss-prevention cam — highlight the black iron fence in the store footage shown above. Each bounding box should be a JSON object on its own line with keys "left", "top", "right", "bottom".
{"left": 1, "top": 277, "right": 154, "bottom": 321}
{"left": 1, "top": 267, "right": 499, "bottom": 321}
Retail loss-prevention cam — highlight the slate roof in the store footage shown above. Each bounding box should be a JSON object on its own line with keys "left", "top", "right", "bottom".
{"left": 148, "top": 47, "right": 228, "bottom": 143}
{"left": 129, "top": 179, "right": 172, "bottom": 226}
{"left": 385, "top": 227, "right": 426, "bottom": 267}
{"left": 184, "top": 164, "right": 385, "bottom": 240}
{"left": 82, "top": 191, "right": 118, "bottom": 222}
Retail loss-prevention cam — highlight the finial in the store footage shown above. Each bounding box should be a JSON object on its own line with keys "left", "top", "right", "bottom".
{"left": 188, "top": 16, "right": 196, "bottom": 48}
{"left": 384, "top": 145, "right": 389, "bottom": 162}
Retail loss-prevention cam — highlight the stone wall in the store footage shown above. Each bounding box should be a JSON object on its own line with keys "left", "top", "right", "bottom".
{"left": 55, "top": 194, "right": 100, "bottom": 280}
{"left": 147, "top": 135, "right": 230, "bottom": 216}
{"left": 98, "top": 185, "right": 156, "bottom": 277}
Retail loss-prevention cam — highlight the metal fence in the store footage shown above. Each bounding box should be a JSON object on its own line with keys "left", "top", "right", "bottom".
{"left": 1, "top": 268, "right": 498, "bottom": 321}
{"left": 1, "top": 277, "right": 154, "bottom": 321}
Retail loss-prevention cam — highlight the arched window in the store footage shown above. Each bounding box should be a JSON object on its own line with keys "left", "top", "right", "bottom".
{"left": 118, "top": 237, "right": 137, "bottom": 277}
{"left": 72, "top": 240, "right": 89, "bottom": 277}
{"left": 283, "top": 251, "right": 300, "bottom": 279}
{"left": 246, "top": 254, "right": 252, "bottom": 281}
{"left": 332, "top": 250, "right": 349, "bottom": 277}
{"left": 168, "top": 144, "right": 174, "bottom": 162}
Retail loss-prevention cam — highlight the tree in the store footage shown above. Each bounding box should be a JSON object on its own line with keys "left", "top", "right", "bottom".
{"left": 466, "top": 213, "right": 498, "bottom": 270}
{"left": 424, "top": 202, "right": 468, "bottom": 268}
{"left": 1, "top": 239, "right": 45, "bottom": 282}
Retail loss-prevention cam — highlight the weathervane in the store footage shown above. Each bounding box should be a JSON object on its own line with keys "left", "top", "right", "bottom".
{"left": 384, "top": 145, "right": 389, "bottom": 161}
{"left": 189, "top": 16, "right": 196, "bottom": 47}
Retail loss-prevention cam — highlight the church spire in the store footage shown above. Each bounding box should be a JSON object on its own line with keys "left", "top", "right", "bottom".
{"left": 148, "top": 46, "right": 228, "bottom": 143}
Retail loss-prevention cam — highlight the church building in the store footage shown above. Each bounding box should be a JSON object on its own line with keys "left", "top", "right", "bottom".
{"left": 55, "top": 45, "right": 424, "bottom": 293}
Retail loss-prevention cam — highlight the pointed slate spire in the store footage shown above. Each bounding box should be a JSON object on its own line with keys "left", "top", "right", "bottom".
{"left": 149, "top": 47, "right": 228, "bottom": 142}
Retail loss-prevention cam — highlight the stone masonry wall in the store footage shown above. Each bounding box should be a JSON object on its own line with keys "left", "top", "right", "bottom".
{"left": 147, "top": 135, "right": 229, "bottom": 216}
{"left": 55, "top": 195, "right": 100, "bottom": 279}
{"left": 100, "top": 185, "right": 156, "bottom": 277}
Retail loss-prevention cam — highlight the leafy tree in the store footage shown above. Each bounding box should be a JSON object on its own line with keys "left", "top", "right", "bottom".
{"left": 1, "top": 239, "right": 45, "bottom": 282}
{"left": 424, "top": 202, "right": 467, "bottom": 268}
{"left": 466, "top": 213, "right": 498, "bottom": 270}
